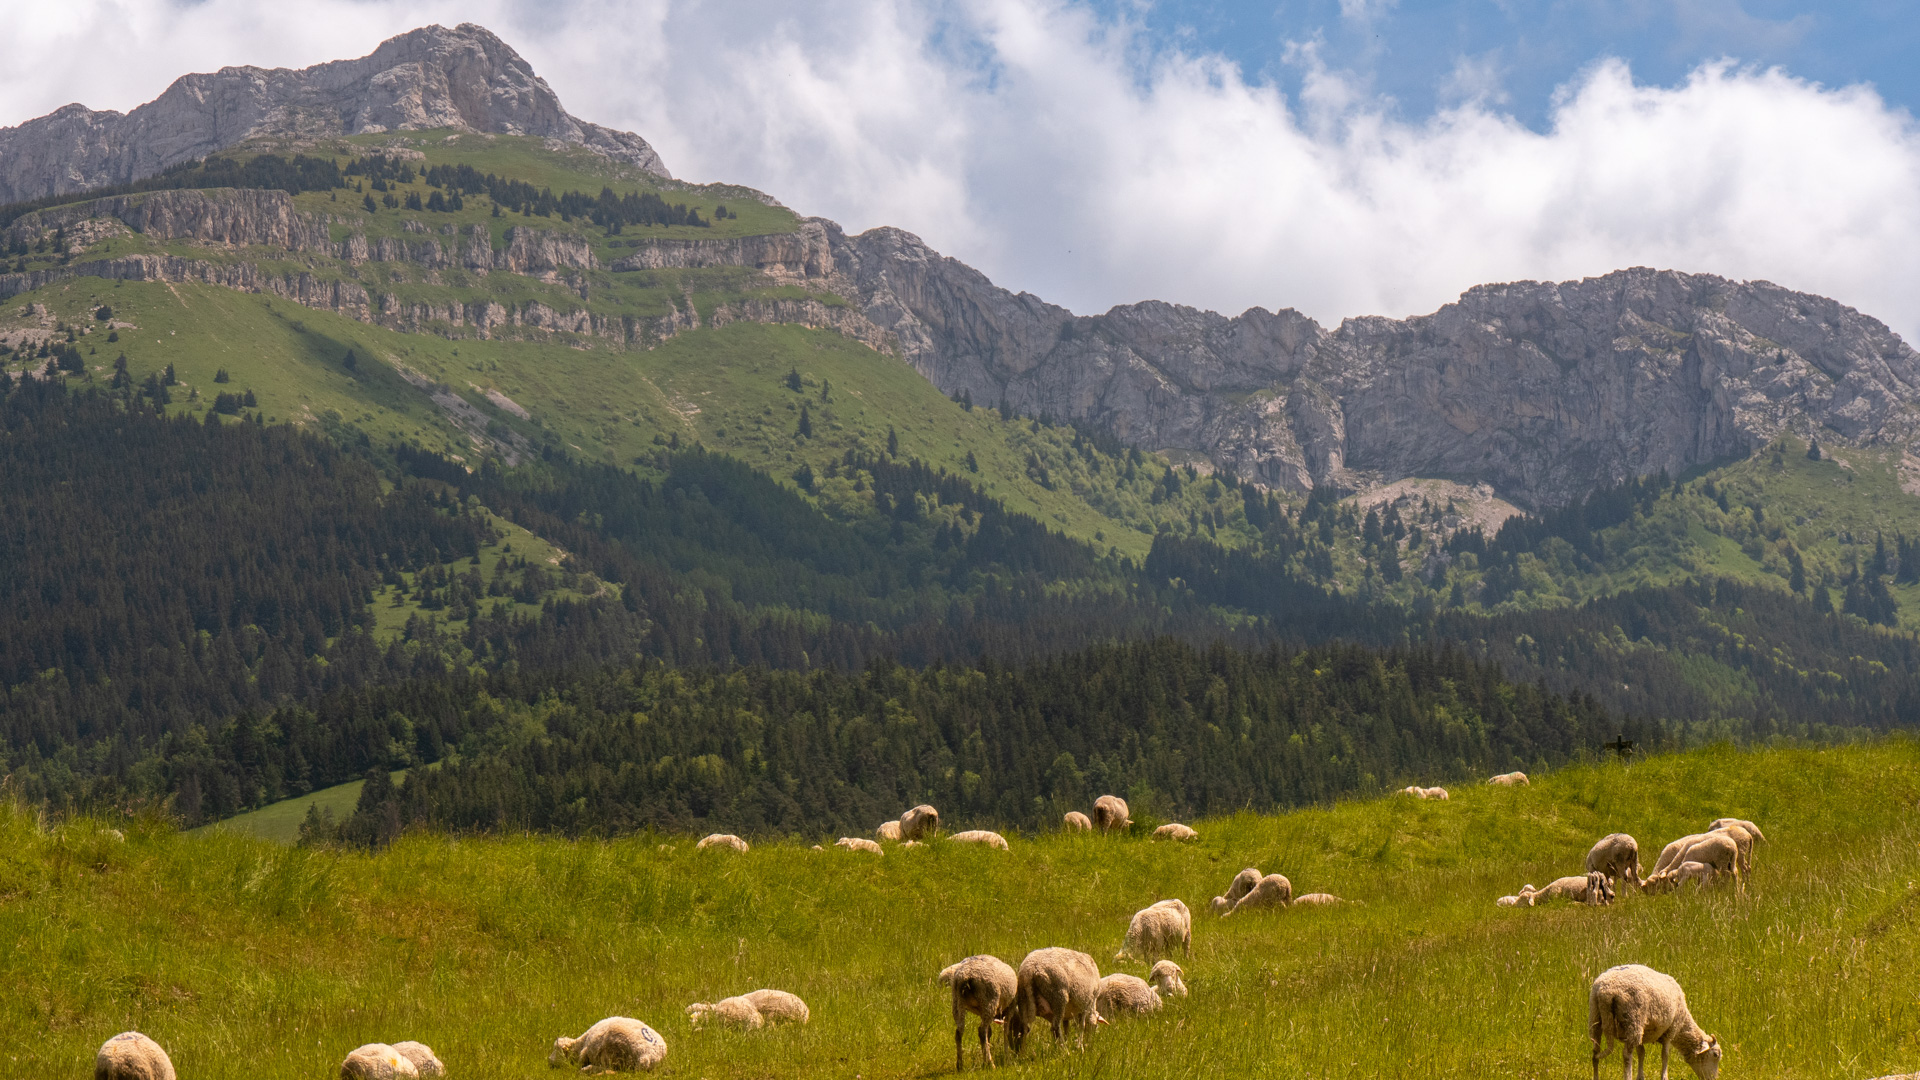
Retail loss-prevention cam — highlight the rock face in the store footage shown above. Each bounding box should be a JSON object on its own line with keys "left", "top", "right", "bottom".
{"left": 0, "top": 23, "right": 667, "bottom": 204}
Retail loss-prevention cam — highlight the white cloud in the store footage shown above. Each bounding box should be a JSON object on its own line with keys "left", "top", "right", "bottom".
{"left": 2, "top": 0, "right": 1918, "bottom": 344}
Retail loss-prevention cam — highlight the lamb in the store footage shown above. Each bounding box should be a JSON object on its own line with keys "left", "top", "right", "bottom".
{"left": 1009, "top": 947, "right": 1104, "bottom": 1053}
{"left": 392, "top": 1043, "right": 445, "bottom": 1078}
{"left": 549, "top": 1017, "right": 669, "bottom": 1072}
{"left": 1063, "top": 811, "right": 1093, "bottom": 831}
{"left": 340, "top": 1044, "right": 419, "bottom": 1080}
{"left": 1707, "top": 823, "right": 1755, "bottom": 876}
{"left": 949, "top": 829, "right": 1009, "bottom": 849}
{"left": 95, "top": 1031, "right": 175, "bottom": 1080}
{"left": 939, "top": 954, "right": 1019, "bottom": 1071}
{"left": 1092, "top": 795, "right": 1131, "bottom": 832}
{"left": 743, "top": 989, "right": 810, "bottom": 1025}
{"left": 1586, "top": 833, "right": 1645, "bottom": 890}
{"left": 685, "top": 996, "right": 764, "bottom": 1030}
{"left": 1291, "top": 893, "right": 1347, "bottom": 907}
{"left": 899, "top": 804, "right": 941, "bottom": 840}
{"left": 1588, "top": 964, "right": 1722, "bottom": 1080}
{"left": 876, "top": 820, "right": 903, "bottom": 842}
{"left": 1487, "top": 771, "right": 1531, "bottom": 786}
{"left": 1116, "top": 898, "right": 1192, "bottom": 962}
{"left": 1223, "top": 873, "right": 1292, "bottom": 914}
{"left": 1151, "top": 823, "right": 1199, "bottom": 842}
{"left": 1645, "top": 861, "right": 1722, "bottom": 893}
{"left": 1496, "top": 894, "right": 1525, "bottom": 907}
{"left": 1708, "top": 818, "right": 1765, "bottom": 845}
{"left": 1095, "top": 973, "right": 1162, "bottom": 1016}
{"left": 1521, "top": 871, "right": 1614, "bottom": 907}
{"left": 696, "top": 833, "right": 748, "bottom": 853}
{"left": 1147, "top": 960, "right": 1188, "bottom": 998}
{"left": 1210, "top": 867, "right": 1264, "bottom": 915}
{"left": 834, "top": 836, "right": 884, "bottom": 854}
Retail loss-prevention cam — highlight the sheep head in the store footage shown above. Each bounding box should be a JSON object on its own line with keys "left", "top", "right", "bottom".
{"left": 1005, "top": 1009, "right": 1030, "bottom": 1052}
{"left": 1683, "top": 1034, "right": 1723, "bottom": 1080}
{"left": 547, "top": 1037, "right": 578, "bottom": 1067}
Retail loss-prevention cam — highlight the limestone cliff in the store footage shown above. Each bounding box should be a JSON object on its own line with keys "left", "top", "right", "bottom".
{"left": 0, "top": 23, "right": 667, "bottom": 204}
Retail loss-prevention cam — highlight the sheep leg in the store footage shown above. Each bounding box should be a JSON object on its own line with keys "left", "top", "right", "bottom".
{"left": 979, "top": 1016, "right": 995, "bottom": 1069}
{"left": 954, "top": 1015, "right": 965, "bottom": 1072}
{"left": 1658, "top": 1038, "right": 1670, "bottom": 1080}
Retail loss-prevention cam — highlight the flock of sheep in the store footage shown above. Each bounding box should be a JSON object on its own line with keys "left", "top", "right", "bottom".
{"left": 91, "top": 784, "right": 1771, "bottom": 1080}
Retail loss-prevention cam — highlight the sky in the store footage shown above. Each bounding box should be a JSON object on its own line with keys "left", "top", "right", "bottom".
{"left": 3, "top": 1, "right": 1918, "bottom": 341}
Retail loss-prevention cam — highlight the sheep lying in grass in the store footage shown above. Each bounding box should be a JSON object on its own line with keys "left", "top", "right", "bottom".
{"left": 1521, "top": 871, "right": 1614, "bottom": 907}
{"left": 550, "top": 1017, "right": 668, "bottom": 1072}
{"left": 1116, "top": 899, "right": 1192, "bottom": 962}
{"left": 1148, "top": 960, "right": 1188, "bottom": 998}
{"left": 949, "top": 829, "right": 1009, "bottom": 849}
{"left": 1063, "top": 811, "right": 1092, "bottom": 831}
{"left": 1586, "top": 833, "right": 1644, "bottom": 891}
{"left": 900, "top": 805, "right": 941, "bottom": 841}
{"left": 1588, "top": 964, "right": 1722, "bottom": 1080}
{"left": 686, "top": 997, "right": 764, "bottom": 1031}
{"left": 1496, "top": 894, "right": 1525, "bottom": 907}
{"left": 696, "top": 833, "right": 748, "bottom": 853}
{"left": 835, "top": 836, "right": 883, "bottom": 855}
{"left": 1487, "top": 771, "right": 1530, "bottom": 786}
{"left": 743, "top": 989, "right": 809, "bottom": 1025}
{"left": 1010, "top": 947, "right": 1104, "bottom": 1053}
{"left": 876, "top": 820, "right": 903, "bottom": 842}
{"left": 1291, "top": 893, "right": 1348, "bottom": 907}
{"left": 392, "top": 1042, "right": 444, "bottom": 1078}
{"left": 1223, "top": 873, "right": 1292, "bottom": 914}
{"left": 1211, "top": 867, "right": 1264, "bottom": 915}
{"left": 1152, "top": 823, "right": 1198, "bottom": 842}
{"left": 1096, "top": 973, "right": 1161, "bottom": 1016}
{"left": 95, "top": 1031, "right": 175, "bottom": 1080}
{"left": 340, "top": 1044, "right": 418, "bottom": 1080}
{"left": 1092, "top": 795, "right": 1131, "bottom": 832}
{"left": 939, "top": 954, "right": 1019, "bottom": 1071}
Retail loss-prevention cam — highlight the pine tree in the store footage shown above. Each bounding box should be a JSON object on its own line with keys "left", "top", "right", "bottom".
{"left": 785, "top": 367, "right": 803, "bottom": 392}
{"left": 796, "top": 405, "right": 812, "bottom": 439}
{"left": 965, "top": 450, "right": 979, "bottom": 473}
{"left": 363, "top": 193, "right": 378, "bottom": 213}
{"left": 887, "top": 426, "right": 899, "bottom": 457}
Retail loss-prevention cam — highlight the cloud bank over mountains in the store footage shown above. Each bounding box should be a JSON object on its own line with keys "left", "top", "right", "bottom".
{"left": 6, "top": 0, "right": 1918, "bottom": 340}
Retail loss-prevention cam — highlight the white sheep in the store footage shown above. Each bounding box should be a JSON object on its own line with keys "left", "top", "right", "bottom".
{"left": 340, "top": 1044, "right": 418, "bottom": 1080}
{"left": 1116, "top": 898, "right": 1192, "bottom": 962}
{"left": 392, "top": 1042, "right": 444, "bottom": 1078}
{"left": 1708, "top": 818, "right": 1765, "bottom": 845}
{"left": 1400, "top": 785, "right": 1425, "bottom": 797}
{"left": 743, "top": 989, "right": 809, "bottom": 1025}
{"left": 1487, "top": 771, "right": 1530, "bottom": 786}
{"left": 1151, "top": 823, "right": 1198, "bottom": 842}
{"left": 939, "top": 954, "right": 1018, "bottom": 1071}
{"left": 876, "top": 820, "right": 903, "bottom": 842}
{"left": 550, "top": 1017, "right": 668, "bottom": 1072}
{"left": 1223, "top": 873, "right": 1292, "bottom": 914}
{"left": 1521, "top": 871, "right": 1614, "bottom": 907}
{"left": 1423, "top": 786, "right": 1451, "bottom": 801}
{"left": 95, "top": 1032, "right": 175, "bottom": 1080}
{"left": 1092, "top": 795, "right": 1131, "bottom": 832}
{"left": 686, "top": 996, "right": 764, "bottom": 1031}
{"left": 1010, "top": 947, "right": 1104, "bottom": 1053}
{"left": 1095, "top": 973, "right": 1161, "bottom": 1016}
{"left": 1291, "top": 893, "right": 1348, "bottom": 907}
{"left": 1063, "top": 811, "right": 1093, "bottom": 831}
{"left": 696, "top": 833, "right": 748, "bottom": 853}
{"left": 835, "top": 836, "right": 884, "bottom": 855}
{"left": 1708, "top": 823, "right": 1756, "bottom": 876}
{"left": 1673, "top": 833, "right": 1741, "bottom": 891}
{"left": 1647, "top": 860, "right": 1722, "bottom": 893}
{"left": 1587, "top": 833, "right": 1645, "bottom": 890}
{"left": 949, "top": 829, "right": 1009, "bottom": 849}
{"left": 1588, "top": 964, "right": 1722, "bottom": 1080}
{"left": 1212, "top": 867, "right": 1262, "bottom": 915}
{"left": 1496, "top": 894, "right": 1525, "bottom": 907}
{"left": 900, "top": 804, "right": 941, "bottom": 840}
{"left": 1148, "top": 960, "right": 1188, "bottom": 998}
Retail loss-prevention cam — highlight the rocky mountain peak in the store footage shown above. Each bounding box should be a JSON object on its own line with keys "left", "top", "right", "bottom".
{"left": 0, "top": 23, "right": 667, "bottom": 205}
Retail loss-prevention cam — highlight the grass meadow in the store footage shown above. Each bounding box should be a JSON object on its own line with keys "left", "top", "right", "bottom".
{"left": 4, "top": 740, "right": 1918, "bottom": 1078}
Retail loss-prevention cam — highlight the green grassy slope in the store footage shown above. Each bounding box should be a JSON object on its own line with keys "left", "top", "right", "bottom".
{"left": 5, "top": 741, "right": 1916, "bottom": 1078}
{"left": 196, "top": 772, "right": 406, "bottom": 844}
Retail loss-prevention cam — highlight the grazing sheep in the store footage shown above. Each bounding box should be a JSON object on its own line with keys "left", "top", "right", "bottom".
{"left": 1009, "top": 947, "right": 1104, "bottom": 1053}
{"left": 834, "top": 836, "right": 884, "bottom": 855}
{"left": 95, "top": 1032, "right": 175, "bottom": 1080}
{"left": 1063, "top": 811, "right": 1093, "bottom": 831}
{"left": 1212, "top": 867, "right": 1263, "bottom": 916}
{"left": 1708, "top": 818, "right": 1766, "bottom": 845}
{"left": 1674, "top": 833, "right": 1742, "bottom": 891}
{"left": 949, "top": 829, "right": 1010, "bottom": 849}
{"left": 696, "top": 833, "right": 748, "bottom": 853}
{"left": 1487, "top": 771, "right": 1531, "bottom": 786}
{"left": 876, "top": 820, "right": 903, "bottom": 842}
{"left": 1116, "top": 898, "right": 1192, "bottom": 962}
{"left": 1152, "top": 823, "right": 1199, "bottom": 842}
{"left": 1709, "top": 823, "right": 1756, "bottom": 876}
{"left": 340, "top": 1044, "right": 419, "bottom": 1080}
{"left": 1423, "top": 786, "right": 1451, "bottom": 801}
{"left": 392, "top": 1043, "right": 444, "bottom": 1078}
{"left": 743, "top": 989, "right": 809, "bottom": 1025}
{"left": 1496, "top": 894, "right": 1525, "bottom": 907}
{"left": 1148, "top": 960, "right": 1188, "bottom": 998}
{"left": 1588, "top": 964, "right": 1722, "bottom": 1080}
{"left": 1587, "top": 833, "right": 1645, "bottom": 891}
{"left": 939, "top": 954, "right": 1019, "bottom": 1071}
{"left": 1224, "top": 873, "right": 1292, "bottom": 914}
{"left": 685, "top": 996, "right": 765, "bottom": 1031}
{"left": 900, "top": 804, "right": 941, "bottom": 840}
{"left": 550, "top": 1017, "right": 669, "bottom": 1072}
{"left": 1092, "top": 795, "right": 1132, "bottom": 833}
{"left": 1292, "top": 893, "right": 1347, "bottom": 907}
{"left": 1400, "top": 785, "right": 1426, "bottom": 797}
{"left": 1096, "top": 973, "right": 1162, "bottom": 1016}
{"left": 1646, "top": 860, "right": 1722, "bottom": 893}
{"left": 1521, "top": 871, "right": 1614, "bottom": 907}
{"left": 1651, "top": 833, "right": 1710, "bottom": 877}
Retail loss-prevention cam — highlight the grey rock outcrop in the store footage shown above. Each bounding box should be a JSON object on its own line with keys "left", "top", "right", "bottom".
{"left": 0, "top": 23, "right": 667, "bottom": 204}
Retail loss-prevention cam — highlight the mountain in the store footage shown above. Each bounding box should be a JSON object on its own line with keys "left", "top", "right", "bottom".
{"left": 0, "top": 23, "right": 667, "bottom": 204}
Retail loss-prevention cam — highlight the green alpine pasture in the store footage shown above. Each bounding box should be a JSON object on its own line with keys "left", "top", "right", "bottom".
{"left": 5, "top": 740, "right": 1917, "bottom": 1078}
{"left": 195, "top": 773, "right": 407, "bottom": 845}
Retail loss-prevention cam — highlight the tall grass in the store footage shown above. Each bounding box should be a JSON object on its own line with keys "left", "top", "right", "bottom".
{"left": 4, "top": 740, "right": 1918, "bottom": 1078}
